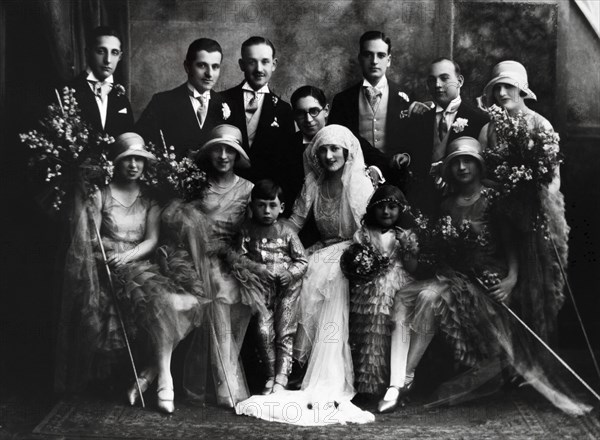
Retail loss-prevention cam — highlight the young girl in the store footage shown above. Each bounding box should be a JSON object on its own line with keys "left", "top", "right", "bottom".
{"left": 344, "top": 185, "right": 419, "bottom": 397}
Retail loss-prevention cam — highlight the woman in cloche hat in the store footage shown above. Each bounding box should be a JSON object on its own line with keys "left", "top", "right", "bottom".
{"left": 133, "top": 124, "right": 257, "bottom": 413}
{"left": 478, "top": 60, "right": 568, "bottom": 343}
{"left": 56, "top": 133, "right": 191, "bottom": 414}
{"left": 381, "top": 136, "right": 590, "bottom": 416}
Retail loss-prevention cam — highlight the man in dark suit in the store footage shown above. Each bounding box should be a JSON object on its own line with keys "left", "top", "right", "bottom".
{"left": 220, "top": 36, "right": 295, "bottom": 183}
{"left": 329, "top": 31, "right": 413, "bottom": 165}
{"left": 135, "top": 38, "right": 230, "bottom": 158}
{"left": 399, "top": 57, "right": 489, "bottom": 216}
{"left": 70, "top": 26, "right": 133, "bottom": 138}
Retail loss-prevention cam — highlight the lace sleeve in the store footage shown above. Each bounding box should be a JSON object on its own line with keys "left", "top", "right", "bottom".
{"left": 289, "top": 176, "right": 317, "bottom": 232}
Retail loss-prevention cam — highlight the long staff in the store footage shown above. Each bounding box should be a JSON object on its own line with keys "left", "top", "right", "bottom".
{"left": 500, "top": 302, "right": 600, "bottom": 402}
{"left": 550, "top": 236, "right": 600, "bottom": 382}
{"left": 91, "top": 218, "right": 146, "bottom": 408}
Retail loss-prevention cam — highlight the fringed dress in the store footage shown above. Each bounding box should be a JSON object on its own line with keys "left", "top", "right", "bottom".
{"left": 348, "top": 226, "right": 416, "bottom": 395}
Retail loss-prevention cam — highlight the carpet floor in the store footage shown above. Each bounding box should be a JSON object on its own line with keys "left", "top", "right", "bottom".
{"left": 28, "top": 388, "right": 600, "bottom": 440}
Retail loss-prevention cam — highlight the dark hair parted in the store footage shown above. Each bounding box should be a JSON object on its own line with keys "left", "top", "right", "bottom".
{"left": 363, "top": 185, "right": 412, "bottom": 229}
{"left": 251, "top": 179, "right": 284, "bottom": 201}
{"left": 291, "top": 85, "right": 327, "bottom": 109}
{"left": 430, "top": 57, "right": 462, "bottom": 77}
{"left": 359, "top": 31, "right": 391, "bottom": 53}
{"left": 185, "top": 38, "right": 223, "bottom": 64}
{"left": 241, "top": 36, "right": 276, "bottom": 58}
{"left": 86, "top": 26, "right": 122, "bottom": 49}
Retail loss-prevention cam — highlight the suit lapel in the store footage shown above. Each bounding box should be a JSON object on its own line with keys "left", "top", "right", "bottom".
{"left": 350, "top": 83, "right": 361, "bottom": 130}
{"left": 230, "top": 84, "right": 249, "bottom": 150}
{"left": 75, "top": 75, "right": 103, "bottom": 130}
{"left": 257, "top": 92, "right": 275, "bottom": 138}
{"left": 176, "top": 84, "right": 203, "bottom": 138}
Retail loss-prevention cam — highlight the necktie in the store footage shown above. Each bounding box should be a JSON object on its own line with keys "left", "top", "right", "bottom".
{"left": 246, "top": 91, "right": 259, "bottom": 114}
{"left": 438, "top": 113, "right": 448, "bottom": 140}
{"left": 196, "top": 95, "right": 208, "bottom": 127}
{"left": 89, "top": 80, "right": 110, "bottom": 102}
{"left": 364, "top": 86, "right": 382, "bottom": 110}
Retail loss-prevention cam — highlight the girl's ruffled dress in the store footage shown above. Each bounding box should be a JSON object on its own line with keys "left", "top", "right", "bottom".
{"left": 348, "top": 226, "right": 416, "bottom": 395}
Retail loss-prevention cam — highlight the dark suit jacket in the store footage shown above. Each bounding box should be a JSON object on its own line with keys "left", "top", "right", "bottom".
{"left": 134, "top": 84, "right": 228, "bottom": 159}
{"left": 401, "top": 101, "right": 489, "bottom": 216}
{"left": 220, "top": 82, "right": 295, "bottom": 183}
{"left": 328, "top": 80, "right": 411, "bottom": 157}
{"left": 70, "top": 72, "right": 133, "bottom": 138}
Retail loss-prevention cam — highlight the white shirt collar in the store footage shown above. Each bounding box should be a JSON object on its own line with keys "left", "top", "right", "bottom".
{"left": 302, "top": 134, "right": 313, "bottom": 144}
{"left": 187, "top": 82, "right": 211, "bottom": 99}
{"left": 86, "top": 68, "right": 114, "bottom": 84}
{"left": 362, "top": 76, "right": 388, "bottom": 90}
{"left": 242, "top": 82, "right": 270, "bottom": 94}
{"left": 436, "top": 95, "right": 462, "bottom": 114}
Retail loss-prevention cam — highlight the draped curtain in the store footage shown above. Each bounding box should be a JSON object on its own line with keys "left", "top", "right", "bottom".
{"left": 38, "top": 0, "right": 130, "bottom": 88}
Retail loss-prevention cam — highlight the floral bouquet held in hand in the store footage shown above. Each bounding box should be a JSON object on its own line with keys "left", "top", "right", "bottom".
{"left": 483, "top": 105, "right": 562, "bottom": 232}
{"left": 144, "top": 138, "right": 210, "bottom": 203}
{"left": 20, "top": 87, "right": 114, "bottom": 211}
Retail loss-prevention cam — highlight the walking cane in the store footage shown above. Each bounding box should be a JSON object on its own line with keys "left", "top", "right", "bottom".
{"left": 550, "top": 236, "right": 600, "bottom": 382}
{"left": 499, "top": 302, "right": 600, "bottom": 402}
{"left": 91, "top": 217, "right": 146, "bottom": 408}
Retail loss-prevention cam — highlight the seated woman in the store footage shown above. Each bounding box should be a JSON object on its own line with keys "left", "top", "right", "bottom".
{"left": 478, "top": 60, "right": 567, "bottom": 342}
{"left": 133, "top": 124, "right": 260, "bottom": 412}
{"left": 379, "top": 136, "right": 590, "bottom": 416}
{"left": 236, "top": 124, "right": 376, "bottom": 425}
{"left": 55, "top": 133, "right": 177, "bottom": 403}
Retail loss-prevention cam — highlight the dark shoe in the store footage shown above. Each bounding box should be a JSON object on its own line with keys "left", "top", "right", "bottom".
{"left": 261, "top": 378, "right": 275, "bottom": 395}
{"left": 377, "top": 380, "right": 414, "bottom": 414}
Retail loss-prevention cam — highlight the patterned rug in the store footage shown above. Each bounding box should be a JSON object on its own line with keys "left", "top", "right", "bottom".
{"left": 32, "top": 389, "right": 600, "bottom": 439}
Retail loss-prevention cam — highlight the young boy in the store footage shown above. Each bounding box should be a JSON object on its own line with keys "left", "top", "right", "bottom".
{"left": 237, "top": 180, "right": 308, "bottom": 394}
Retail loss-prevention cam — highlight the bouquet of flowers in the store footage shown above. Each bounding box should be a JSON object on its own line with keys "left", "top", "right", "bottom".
{"left": 144, "top": 140, "right": 209, "bottom": 202}
{"left": 483, "top": 105, "right": 562, "bottom": 231}
{"left": 340, "top": 242, "right": 391, "bottom": 283}
{"left": 20, "top": 87, "right": 114, "bottom": 211}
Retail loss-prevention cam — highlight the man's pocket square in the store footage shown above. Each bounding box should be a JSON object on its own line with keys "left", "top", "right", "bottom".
{"left": 118, "top": 108, "right": 128, "bottom": 114}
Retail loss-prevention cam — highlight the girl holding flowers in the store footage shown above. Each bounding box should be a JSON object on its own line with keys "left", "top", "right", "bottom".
{"left": 342, "top": 185, "right": 419, "bottom": 398}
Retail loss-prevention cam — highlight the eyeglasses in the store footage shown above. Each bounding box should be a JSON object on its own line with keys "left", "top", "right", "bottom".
{"left": 294, "top": 107, "right": 324, "bottom": 120}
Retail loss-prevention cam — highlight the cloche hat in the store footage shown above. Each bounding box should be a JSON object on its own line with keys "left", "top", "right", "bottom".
{"left": 482, "top": 60, "right": 537, "bottom": 108}
{"left": 109, "top": 132, "right": 156, "bottom": 163}
{"left": 194, "top": 124, "right": 250, "bottom": 169}
{"left": 442, "top": 136, "right": 485, "bottom": 177}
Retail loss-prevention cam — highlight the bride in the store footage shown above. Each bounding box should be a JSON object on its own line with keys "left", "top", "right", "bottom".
{"left": 236, "top": 125, "right": 375, "bottom": 425}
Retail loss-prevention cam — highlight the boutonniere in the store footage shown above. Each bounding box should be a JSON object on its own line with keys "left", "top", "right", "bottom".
{"left": 222, "top": 103, "right": 231, "bottom": 120}
{"left": 272, "top": 95, "right": 279, "bottom": 106}
{"left": 399, "top": 109, "right": 410, "bottom": 119}
{"left": 398, "top": 91, "right": 409, "bottom": 102}
{"left": 451, "top": 118, "right": 469, "bottom": 133}
{"left": 271, "top": 116, "right": 279, "bottom": 128}
{"left": 112, "top": 83, "right": 126, "bottom": 97}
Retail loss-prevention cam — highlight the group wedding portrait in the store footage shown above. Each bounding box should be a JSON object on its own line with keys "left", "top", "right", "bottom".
{"left": 0, "top": 0, "right": 599, "bottom": 438}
